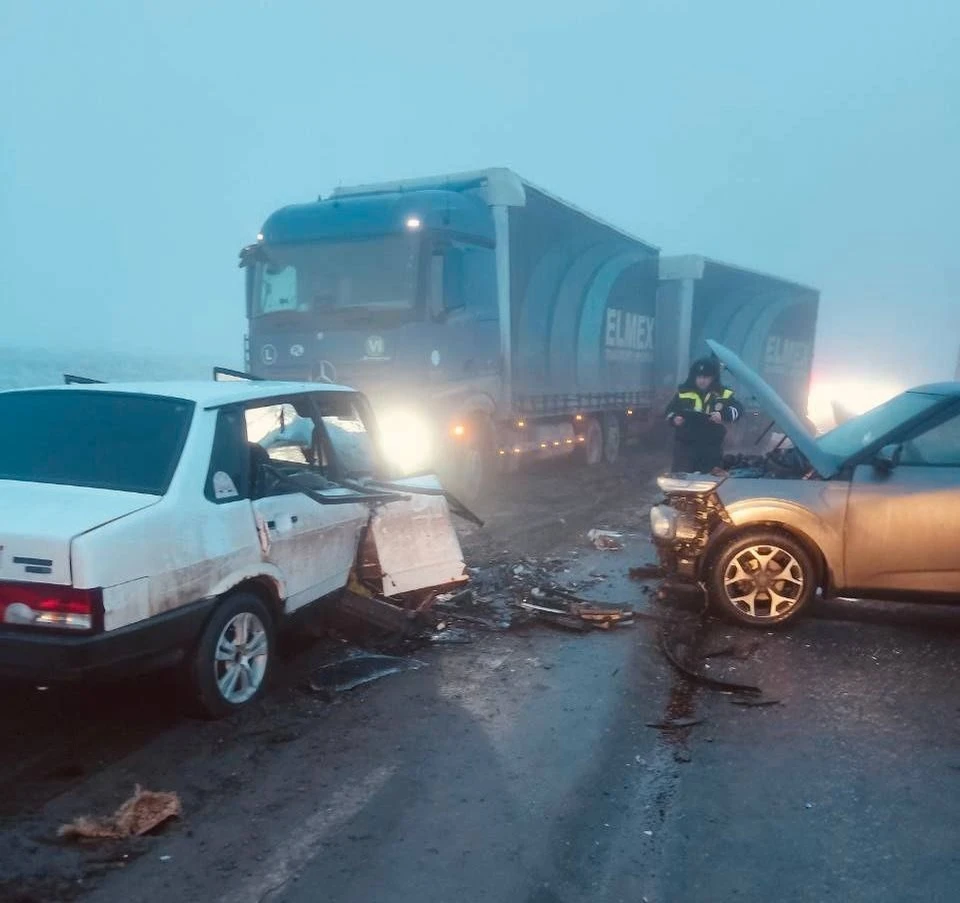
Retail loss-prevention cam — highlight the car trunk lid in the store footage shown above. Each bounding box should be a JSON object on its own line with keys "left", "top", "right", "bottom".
{"left": 0, "top": 481, "right": 160, "bottom": 585}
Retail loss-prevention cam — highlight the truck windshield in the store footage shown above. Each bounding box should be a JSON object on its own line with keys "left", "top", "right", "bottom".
{"left": 0, "top": 391, "right": 194, "bottom": 494}
{"left": 252, "top": 236, "right": 420, "bottom": 319}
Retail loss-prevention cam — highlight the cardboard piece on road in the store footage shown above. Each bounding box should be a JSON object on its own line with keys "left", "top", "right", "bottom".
{"left": 59, "top": 785, "right": 182, "bottom": 842}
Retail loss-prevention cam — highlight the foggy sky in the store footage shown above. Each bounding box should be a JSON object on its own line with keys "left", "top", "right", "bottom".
{"left": 2, "top": 0, "right": 958, "bottom": 387}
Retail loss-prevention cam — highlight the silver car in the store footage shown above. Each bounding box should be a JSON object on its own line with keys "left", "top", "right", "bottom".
{"left": 650, "top": 341, "right": 960, "bottom": 626}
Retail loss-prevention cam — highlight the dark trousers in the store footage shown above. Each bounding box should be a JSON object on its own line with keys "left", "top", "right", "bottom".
{"left": 671, "top": 439, "right": 723, "bottom": 474}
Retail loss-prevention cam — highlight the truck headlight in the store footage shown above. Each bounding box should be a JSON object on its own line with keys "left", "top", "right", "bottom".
{"left": 650, "top": 505, "right": 677, "bottom": 540}
{"left": 377, "top": 409, "right": 434, "bottom": 475}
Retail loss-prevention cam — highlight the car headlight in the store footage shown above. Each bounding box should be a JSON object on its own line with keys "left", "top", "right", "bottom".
{"left": 657, "top": 475, "right": 722, "bottom": 495}
{"left": 377, "top": 409, "right": 434, "bottom": 475}
{"left": 650, "top": 505, "right": 677, "bottom": 540}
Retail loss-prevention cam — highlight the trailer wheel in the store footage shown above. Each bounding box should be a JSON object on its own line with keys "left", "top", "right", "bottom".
{"left": 602, "top": 414, "right": 621, "bottom": 464}
{"left": 583, "top": 417, "right": 604, "bottom": 466}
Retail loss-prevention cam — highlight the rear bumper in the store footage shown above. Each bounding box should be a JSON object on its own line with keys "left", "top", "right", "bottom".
{"left": 0, "top": 598, "right": 217, "bottom": 683}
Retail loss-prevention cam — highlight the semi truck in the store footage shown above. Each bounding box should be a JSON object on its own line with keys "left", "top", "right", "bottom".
{"left": 240, "top": 168, "right": 819, "bottom": 496}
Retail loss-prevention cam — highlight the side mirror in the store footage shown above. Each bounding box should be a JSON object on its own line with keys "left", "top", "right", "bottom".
{"left": 874, "top": 444, "right": 901, "bottom": 474}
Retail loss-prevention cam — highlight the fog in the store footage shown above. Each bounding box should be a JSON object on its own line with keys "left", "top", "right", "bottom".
{"left": 2, "top": 0, "right": 958, "bottom": 389}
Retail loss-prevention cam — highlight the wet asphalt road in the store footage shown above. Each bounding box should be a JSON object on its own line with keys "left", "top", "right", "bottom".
{"left": 5, "top": 450, "right": 960, "bottom": 902}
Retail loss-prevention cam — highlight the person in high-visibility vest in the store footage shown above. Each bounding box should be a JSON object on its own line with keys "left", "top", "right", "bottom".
{"left": 664, "top": 356, "right": 743, "bottom": 473}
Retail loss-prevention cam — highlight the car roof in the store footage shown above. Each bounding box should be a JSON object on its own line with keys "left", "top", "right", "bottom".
{"left": 0, "top": 380, "right": 357, "bottom": 409}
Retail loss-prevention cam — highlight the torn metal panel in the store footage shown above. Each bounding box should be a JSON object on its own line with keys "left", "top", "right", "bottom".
{"left": 368, "top": 491, "right": 468, "bottom": 596}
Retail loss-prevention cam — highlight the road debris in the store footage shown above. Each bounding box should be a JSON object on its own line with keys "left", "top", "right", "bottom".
{"left": 520, "top": 597, "right": 636, "bottom": 632}
{"left": 587, "top": 529, "right": 624, "bottom": 551}
{"left": 308, "top": 653, "right": 426, "bottom": 697}
{"left": 429, "top": 625, "right": 474, "bottom": 645}
{"left": 646, "top": 717, "right": 703, "bottom": 730}
{"left": 629, "top": 565, "right": 662, "bottom": 580}
{"left": 659, "top": 627, "right": 762, "bottom": 696}
{"left": 58, "top": 785, "right": 182, "bottom": 842}
{"left": 731, "top": 696, "right": 781, "bottom": 708}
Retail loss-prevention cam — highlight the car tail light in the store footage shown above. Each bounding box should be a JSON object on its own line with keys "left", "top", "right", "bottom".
{"left": 0, "top": 582, "right": 101, "bottom": 631}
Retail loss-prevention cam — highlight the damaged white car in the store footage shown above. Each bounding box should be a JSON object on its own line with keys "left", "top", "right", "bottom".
{"left": 0, "top": 377, "right": 469, "bottom": 716}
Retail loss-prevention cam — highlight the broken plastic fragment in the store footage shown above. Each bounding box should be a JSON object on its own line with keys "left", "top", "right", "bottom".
{"left": 308, "top": 653, "right": 425, "bottom": 696}
{"left": 587, "top": 529, "right": 624, "bottom": 551}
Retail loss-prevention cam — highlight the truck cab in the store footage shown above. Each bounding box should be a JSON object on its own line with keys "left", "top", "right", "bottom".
{"left": 242, "top": 183, "right": 505, "bottom": 482}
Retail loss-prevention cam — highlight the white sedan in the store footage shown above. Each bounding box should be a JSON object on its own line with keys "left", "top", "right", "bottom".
{"left": 0, "top": 379, "right": 467, "bottom": 716}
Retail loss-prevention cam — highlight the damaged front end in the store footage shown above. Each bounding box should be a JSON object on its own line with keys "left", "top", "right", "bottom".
{"left": 650, "top": 475, "right": 731, "bottom": 582}
{"left": 650, "top": 448, "right": 820, "bottom": 585}
{"left": 338, "top": 478, "right": 474, "bottom": 638}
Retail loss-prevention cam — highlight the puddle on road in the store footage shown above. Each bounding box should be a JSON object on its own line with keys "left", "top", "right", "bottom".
{"left": 308, "top": 654, "right": 426, "bottom": 696}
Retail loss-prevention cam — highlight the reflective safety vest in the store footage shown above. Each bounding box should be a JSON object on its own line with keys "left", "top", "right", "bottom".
{"left": 677, "top": 387, "right": 735, "bottom": 413}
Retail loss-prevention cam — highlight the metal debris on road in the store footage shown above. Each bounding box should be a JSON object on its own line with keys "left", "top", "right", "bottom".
{"left": 519, "top": 596, "right": 637, "bottom": 632}
{"left": 587, "top": 529, "right": 624, "bottom": 551}
{"left": 58, "top": 785, "right": 182, "bottom": 842}
{"left": 308, "top": 653, "right": 426, "bottom": 697}
{"left": 731, "top": 696, "right": 781, "bottom": 708}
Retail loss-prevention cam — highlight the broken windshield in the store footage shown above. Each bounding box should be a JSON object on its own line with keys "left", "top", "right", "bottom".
{"left": 252, "top": 235, "right": 421, "bottom": 319}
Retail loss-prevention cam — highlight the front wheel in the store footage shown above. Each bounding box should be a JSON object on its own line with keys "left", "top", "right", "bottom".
{"left": 707, "top": 531, "right": 817, "bottom": 627}
{"left": 187, "top": 592, "right": 276, "bottom": 719}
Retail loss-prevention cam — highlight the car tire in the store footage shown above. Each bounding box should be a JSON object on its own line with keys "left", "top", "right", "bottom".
{"left": 186, "top": 592, "right": 276, "bottom": 719}
{"left": 708, "top": 531, "right": 817, "bottom": 627}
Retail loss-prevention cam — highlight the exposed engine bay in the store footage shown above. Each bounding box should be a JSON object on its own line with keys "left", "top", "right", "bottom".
{"left": 720, "top": 443, "right": 817, "bottom": 480}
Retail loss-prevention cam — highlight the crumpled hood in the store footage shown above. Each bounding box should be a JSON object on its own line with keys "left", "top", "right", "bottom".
{"left": 0, "top": 481, "right": 159, "bottom": 585}
{"left": 707, "top": 340, "right": 841, "bottom": 477}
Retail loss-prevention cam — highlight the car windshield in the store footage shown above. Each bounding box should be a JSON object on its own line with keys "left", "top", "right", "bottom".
{"left": 0, "top": 390, "right": 194, "bottom": 494}
{"left": 815, "top": 390, "right": 943, "bottom": 460}
{"left": 252, "top": 235, "right": 420, "bottom": 318}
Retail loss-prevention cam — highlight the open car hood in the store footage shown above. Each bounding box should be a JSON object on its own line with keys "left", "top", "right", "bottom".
{"left": 707, "top": 340, "right": 842, "bottom": 478}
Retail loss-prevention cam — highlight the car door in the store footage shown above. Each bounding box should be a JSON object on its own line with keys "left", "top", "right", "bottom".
{"left": 844, "top": 408, "right": 960, "bottom": 594}
{"left": 245, "top": 397, "right": 370, "bottom": 612}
